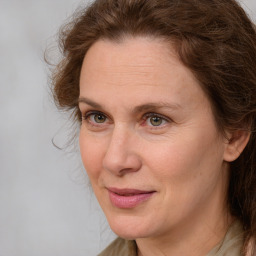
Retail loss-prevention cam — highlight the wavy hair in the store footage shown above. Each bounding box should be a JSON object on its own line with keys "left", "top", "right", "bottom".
{"left": 50, "top": 0, "right": 256, "bottom": 254}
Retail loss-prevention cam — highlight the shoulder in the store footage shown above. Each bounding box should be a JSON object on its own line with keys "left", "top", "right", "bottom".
{"left": 207, "top": 221, "right": 244, "bottom": 256}
{"left": 98, "top": 237, "right": 137, "bottom": 256}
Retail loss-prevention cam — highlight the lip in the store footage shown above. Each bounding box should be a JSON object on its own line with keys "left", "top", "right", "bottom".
{"left": 107, "top": 187, "right": 156, "bottom": 209}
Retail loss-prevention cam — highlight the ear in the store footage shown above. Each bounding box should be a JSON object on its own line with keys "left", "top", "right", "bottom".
{"left": 223, "top": 129, "right": 251, "bottom": 162}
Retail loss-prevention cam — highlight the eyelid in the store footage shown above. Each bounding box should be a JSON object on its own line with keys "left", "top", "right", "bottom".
{"left": 82, "top": 110, "right": 110, "bottom": 125}
{"left": 143, "top": 112, "right": 171, "bottom": 122}
{"left": 83, "top": 110, "right": 106, "bottom": 119}
{"left": 81, "top": 110, "right": 172, "bottom": 128}
{"left": 141, "top": 112, "right": 172, "bottom": 128}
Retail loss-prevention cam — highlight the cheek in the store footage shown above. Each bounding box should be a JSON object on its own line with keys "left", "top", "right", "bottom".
{"left": 144, "top": 130, "right": 225, "bottom": 193}
{"left": 79, "top": 131, "right": 105, "bottom": 181}
{"left": 142, "top": 137, "right": 225, "bottom": 224}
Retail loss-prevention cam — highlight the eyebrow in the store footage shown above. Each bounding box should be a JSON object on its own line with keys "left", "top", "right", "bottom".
{"left": 78, "top": 97, "right": 181, "bottom": 113}
{"left": 78, "top": 97, "right": 103, "bottom": 109}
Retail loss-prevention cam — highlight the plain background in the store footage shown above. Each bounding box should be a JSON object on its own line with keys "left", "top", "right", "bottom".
{"left": 0, "top": 0, "right": 255, "bottom": 255}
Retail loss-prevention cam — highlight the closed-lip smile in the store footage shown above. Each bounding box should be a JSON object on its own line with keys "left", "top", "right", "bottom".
{"left": 107, "top": 187, "right": 156, "bottom": 208}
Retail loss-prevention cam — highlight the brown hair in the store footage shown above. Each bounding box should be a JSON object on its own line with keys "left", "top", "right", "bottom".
{"left": 51, "top": 0, "right": 256, "bottom": 254}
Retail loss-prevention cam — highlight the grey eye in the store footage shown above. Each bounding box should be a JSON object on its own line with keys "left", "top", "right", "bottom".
{"left": 149, "top": 116, "right": 163, "bottom": 126}
{"left": 93, "top": 114, "right": 107, "bottom": 123}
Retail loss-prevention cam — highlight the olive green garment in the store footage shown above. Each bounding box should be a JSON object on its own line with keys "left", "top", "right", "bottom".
{"left": 98, "top": 238, "right": 137, "bottom": 256}
{"left": 98, "top": 221, "right": 243, "bottom": 256}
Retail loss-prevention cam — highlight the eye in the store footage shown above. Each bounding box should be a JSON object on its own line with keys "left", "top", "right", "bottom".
{"left": 148, "top": 116, "right": 164, "bottom": 126}
{"left": 83, "top": 111, "right": 108, "bottom": 125}
{"left": 143, "top": 113, "right": 169, "bottom": 127}
{"left": 90, "top": 113, "right": 107, "bottom": 123}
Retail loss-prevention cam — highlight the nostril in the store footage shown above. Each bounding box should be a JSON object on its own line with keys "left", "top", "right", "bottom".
{"left": 103, "top": 152, "right": 142, "bottom": 176}
{"left": 102, "top": 129, "right": 142, "bottom": 175}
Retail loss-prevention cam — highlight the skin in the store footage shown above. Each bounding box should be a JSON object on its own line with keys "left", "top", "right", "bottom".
{"left": 78, "top": 37, "right": 241, "bottom": 256}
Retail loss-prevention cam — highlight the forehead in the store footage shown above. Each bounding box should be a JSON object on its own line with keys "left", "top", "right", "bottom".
{"left": 84, "top": 36, "right": 175, "bottom": 66}
{"left": 81, "top": 37, "right": 178, "bottom": 80}
{"left": 79, "top": 37, "right": 210, "bottom": 113}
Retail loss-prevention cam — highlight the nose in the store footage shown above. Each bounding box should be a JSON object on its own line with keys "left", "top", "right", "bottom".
{"left": 102, "top": 126, "right": 142, "bottom": 176}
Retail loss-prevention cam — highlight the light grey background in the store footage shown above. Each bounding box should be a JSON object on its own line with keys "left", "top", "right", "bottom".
{"left": 0, "top": 0, "right": 255, "bottom": 255}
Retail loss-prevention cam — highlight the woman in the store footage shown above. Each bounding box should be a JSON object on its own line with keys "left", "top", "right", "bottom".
{"left": 51, "top": 0, "right": 256, "bottom": 255}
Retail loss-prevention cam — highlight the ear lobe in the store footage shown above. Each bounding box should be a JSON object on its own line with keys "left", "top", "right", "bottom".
{"left": 223, "top": 130, "right": 251, "bottom": 162}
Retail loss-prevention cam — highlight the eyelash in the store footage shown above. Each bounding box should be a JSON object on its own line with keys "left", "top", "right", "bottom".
{"left": 141, "top": 113, "right": 170, "bottom": 128}
{"left": 82, "top": 111, "right": 109, "bottom": 127}
{"left": 81, "top": 111, "right": 171, "bottom": 128}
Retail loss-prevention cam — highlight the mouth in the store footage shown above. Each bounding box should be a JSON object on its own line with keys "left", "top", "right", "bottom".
{"left": 107, "top": 187, "right": 156, "bottom": 209}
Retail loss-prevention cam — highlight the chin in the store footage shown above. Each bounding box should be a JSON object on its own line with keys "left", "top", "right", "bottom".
{"left": 106, "top": 213, "right": 154, "bottom": 240}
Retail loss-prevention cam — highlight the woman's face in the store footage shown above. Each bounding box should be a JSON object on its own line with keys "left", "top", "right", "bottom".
{"left": 79, "top": 37, "right": 230, "bottom": 239}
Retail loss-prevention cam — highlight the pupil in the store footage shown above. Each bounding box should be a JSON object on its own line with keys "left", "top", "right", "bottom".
{"left": 95, "top": 114, "right": 105, "bottom": 123}
{"left": 150, "top": 116, "right": 162, "bottom": 126}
